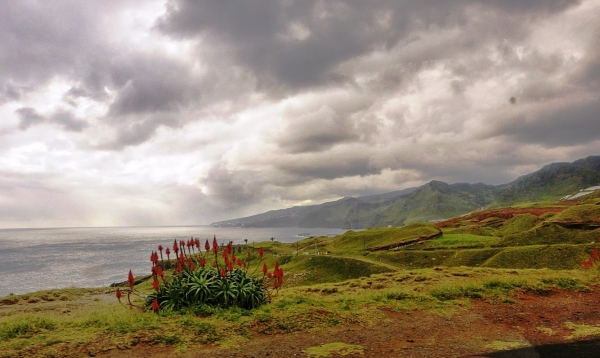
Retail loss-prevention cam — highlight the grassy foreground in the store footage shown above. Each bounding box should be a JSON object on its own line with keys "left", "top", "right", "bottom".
{"left": 1, "top": 266, "right": 598, "bottom": 357}
{"left": 2, "top": 194, "right": 600, "bottom": 357}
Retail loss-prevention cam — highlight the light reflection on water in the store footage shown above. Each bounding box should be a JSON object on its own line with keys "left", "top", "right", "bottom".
{"left": 0, "top": 226, "right": 346, "bottom": 296}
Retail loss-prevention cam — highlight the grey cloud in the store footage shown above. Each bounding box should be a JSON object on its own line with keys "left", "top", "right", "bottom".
{"left": 104, "top": 116, "right": 173, "bottom": 149}
{"left": 51, "top": 110, "right": 88, "bottom": 132}
{"left": 572, "top": 28, "right": 600, "bottom": 92}
{"left": 15, "top": 107, "right": 87, "bottom": 132}
{"left": 497, "top": 99, "right": 600, "bottom": 147}
{"left": 278, "top": 106, "right": 360, "bottom": 153}
{"left": 200, "top": 164, "right": 264, "bottom": 209}
{"left": 107, "top": 58, "right": 202, "bottom": 116}
{"left": 276, "top": 152, "right": 379, "bottom": 181}
{"left": 15, "top": 107, "right": 45, "bottom": 130}
{"left": 0, "top": 2, "right": 119, "bottom": 101}
{"left": 157, "top": 0, "right": 580, "bottom": 92}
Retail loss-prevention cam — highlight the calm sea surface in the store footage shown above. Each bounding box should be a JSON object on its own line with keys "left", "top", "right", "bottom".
{"left": 0, "top": 226, "right": 346, "bottom": 296}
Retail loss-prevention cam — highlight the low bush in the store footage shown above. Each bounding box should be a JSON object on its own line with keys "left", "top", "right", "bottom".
{"left": 118, "top": 237, "right": 283, "bottom": 313}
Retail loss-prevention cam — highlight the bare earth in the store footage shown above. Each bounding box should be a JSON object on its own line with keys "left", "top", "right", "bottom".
{"left": 96, "top": 286, "right": 600, "bottom": 358}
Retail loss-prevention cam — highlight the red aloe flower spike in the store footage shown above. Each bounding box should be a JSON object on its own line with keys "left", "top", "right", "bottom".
{"left": 195, "top": 238, "right": 200, "bottom": 249}
{"left": 158, "top": 245, "right": 164, "bottom": 261}
{"left": 274, "top": 262, "right": 279, "bottom": 272}
{"left": 173, "top": 239, "right": 178, "bottom": 252}
{"left": 156, "top": 267, "right": 164, "bottom": 280}
{"left": 152, "top": 278, "right": 160, "bottom": 291}
{"left": 152, "top": 299, "right": 159, "bottom": 312}
{"left": 223, "top": 249, "right": 229, "bottom": 260}
{"left": 278, "top": 267, "right": 284, "bottom": 284}
{"left": 220, "top": 267, "right": 226, "bottom": 277}
{"left": 176, "top": 262, "right": 183, "bottom": 273}
{"left": 258, "top": 247, "right": 264, "bottom": 259}
{"left": 180, "top": 240, "right": 186, "bottom": 257}
{"left": 212, "top": 236, "right": 218, "bottom": 254}
{"left": 224, "top": 244, "right": 230, "bottom": 257}
{"left": 262, "top": 263, "right": 268, "bottom": 275}
{"left": 231, "top": 253, "right": 236, "bottom": 263}
{"left": 205, "top": 239, "right": 211, "bottom": 252}
{"left": 115, "top": 288, "right": 122, "bottom": 302}
{"left": 179, "top": 252, "right": 185, "bottom": 264}
{"left": 237, "top": 258, "right": 242, "bottom": 267}
{"left": 592, "top": 248, "right": 600, "bottom": 261}
{"left": 128, "top": 270, "right": 135, "bottom": 290}
{"left": 227, "top": 261, "right": 234, "bottom": 271}
{"left": 187, "top": 258, "right": 195, "bottom": 271}
{"left": 213, "top": 261, "right": 218, "bottom": 268}
{"left": 165, "top": 247, "right": 171, "bottom": 261}
{"left": 267, "top": 272, "right": 272, "bottom": 279}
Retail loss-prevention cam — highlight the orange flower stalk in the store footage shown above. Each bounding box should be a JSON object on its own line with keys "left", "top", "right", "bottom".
{"left": 128, "top": 270, "right": 135, "bottom": 290}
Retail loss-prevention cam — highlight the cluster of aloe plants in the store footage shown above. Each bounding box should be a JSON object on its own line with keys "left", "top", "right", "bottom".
{"left": 118, "top": 236, "right": 283, "bottom": 313}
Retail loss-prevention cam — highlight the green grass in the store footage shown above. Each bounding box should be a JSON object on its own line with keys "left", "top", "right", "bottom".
{"left": 1, "top": 265, "right": 597, "bottom": 357}
{"left": 281, "top": 255, "right": 393, "bottom": 286}
{"left": 550, "top": 204, "right": 600, "bottom": 223}
{"left": 418, "top": 233, "right": 500, "bottom": 249}
{"left": 496, "top": 214, "right": 542, "bottom": 236}
{"left": 330, "top": 223, "right": 440, "bottom": 252}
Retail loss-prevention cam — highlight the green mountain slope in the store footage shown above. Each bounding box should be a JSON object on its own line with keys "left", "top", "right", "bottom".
{"left": 494, "top": 155, "right": 600, "bottom": 205}
{"left": 211, "top": 155, "right": 600, "bottom": 229}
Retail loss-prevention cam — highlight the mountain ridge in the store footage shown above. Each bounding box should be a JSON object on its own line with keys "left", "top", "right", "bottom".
{"left": 211, "top": 155, "right": 600, "bottom": 229}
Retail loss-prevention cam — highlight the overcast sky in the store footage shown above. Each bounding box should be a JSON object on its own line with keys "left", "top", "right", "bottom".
{"left": 1, "top": 0, "right": 599, "bottom": 228}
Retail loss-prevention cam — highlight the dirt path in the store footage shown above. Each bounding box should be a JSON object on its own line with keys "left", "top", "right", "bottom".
{"left": 97, "top": 286, "right": 600, "bottom": 358}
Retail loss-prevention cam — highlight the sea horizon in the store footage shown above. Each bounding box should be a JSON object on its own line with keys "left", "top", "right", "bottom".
{"left": 0, "top": 225, "right": 347, "bottom": 296}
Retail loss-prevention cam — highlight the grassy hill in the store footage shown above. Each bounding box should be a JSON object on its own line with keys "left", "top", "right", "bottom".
{"left": 4, "top": 194, "right": 600, "bottom": 357}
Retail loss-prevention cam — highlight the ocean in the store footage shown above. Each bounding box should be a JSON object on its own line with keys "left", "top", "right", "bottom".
{"left": 0, "top": 226, "right": 346, "bottom": 297}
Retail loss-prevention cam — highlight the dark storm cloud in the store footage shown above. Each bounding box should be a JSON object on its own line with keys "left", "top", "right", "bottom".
{"left": 157, "top": 0, "right": 581, "bottom": 92}
{"left": 276, "top": 152, "right": 379, "bottom": 181}
{"left": 0, "top": 1, "right": 118, "bottom": 102}
{"left": 0, "top": 1, "right": 208, "bottom": 148}
{"left": 492, "top": 99, "right": 600, "bottom": 147}
{"left": 106, "top": 56, "right": 203, "bottom": 116}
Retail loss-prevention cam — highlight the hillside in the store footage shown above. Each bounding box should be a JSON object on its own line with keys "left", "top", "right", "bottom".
{"left": 4, "top": 195, "right": 600, "bottom": 357}
{"left": 212, "top": 155, "right": 600, "bottom": 229}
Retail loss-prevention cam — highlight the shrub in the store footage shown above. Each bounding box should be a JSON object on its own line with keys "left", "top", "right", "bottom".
{"left": 118, "top": 236, "right": 283, "bottom": 313}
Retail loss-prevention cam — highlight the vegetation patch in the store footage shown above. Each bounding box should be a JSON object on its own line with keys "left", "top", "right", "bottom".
{"left": 565, "top": 322, "right": 600, "bottom": 340}
{"left": 305, "top": 342, "right": 364, "bottom": 357}
{"left": 484, "top": 340, "right": 532, "bottom": 351}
